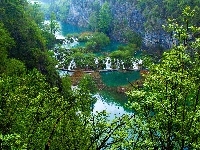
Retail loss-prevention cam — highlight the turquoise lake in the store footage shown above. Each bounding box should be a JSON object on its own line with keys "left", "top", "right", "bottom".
{"left": 60, "top": 22, "right": 88, "bottom": 35}
{"left": 60, "top": 22, "right": 124, "bottom": 55}
{"left": 100, "top": 71, "right": 140, "bottom": 87}
{"left": 59, "top": 22, "right": 138, "bottom": 116}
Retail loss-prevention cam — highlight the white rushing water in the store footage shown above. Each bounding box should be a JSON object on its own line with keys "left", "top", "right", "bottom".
{"left": 53, "top": 21, "right": 135, "bottom": 119}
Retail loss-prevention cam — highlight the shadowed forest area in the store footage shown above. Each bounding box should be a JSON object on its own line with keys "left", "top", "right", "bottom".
{"left": 0, "top": 0, "right": 200, "bottom": 149}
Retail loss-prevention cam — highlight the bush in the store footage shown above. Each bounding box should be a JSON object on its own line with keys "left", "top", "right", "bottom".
{"left": 123, "top": 29, "right": 142, "bottom": 47}
{"left": 78, "top": 32, "right": 93, "bottom": 42}
{"left": 85, "top": 32, "right": 110, "bottom": 52}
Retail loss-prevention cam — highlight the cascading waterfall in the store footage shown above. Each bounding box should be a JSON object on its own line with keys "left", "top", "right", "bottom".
{"left": 68, "top": 59, "right": 76, "bottom": 70}
{"left": 105, "top": 57, "right": 112, "bottom": 70}
{"left": 62, "top": 37, "right": 79, "bottom": 49}
{"left": 64, "top": 57, "right": 143, "bottom": 71}
{"left": 94, "top": 58, "right": 99, "bottom": 68}
{"left": 132, "top": 62, "right": 139, "bottom": 70}
{"left": 52, "top": 20, "right": 144, "bottom": 72}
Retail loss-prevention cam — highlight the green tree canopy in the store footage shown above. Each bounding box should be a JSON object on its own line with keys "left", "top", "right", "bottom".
{"left": 98, "top": 2, "right": 112, "bottom": 33}
{"left": 0, "top": 1, "right": 59, "bottom": 86}
{"left": 0, "top": 22, "right": 15, "bottom": 74}
{"left": 126, "top": 7, "right": 200, "bottom": 149}
{"left": 85, "top": 32, "right": 110, "bottom": 52}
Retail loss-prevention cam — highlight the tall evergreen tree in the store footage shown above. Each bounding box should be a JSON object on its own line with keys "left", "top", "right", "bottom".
{"left": 98, "top": 2, "right": 112, "bottom": 34}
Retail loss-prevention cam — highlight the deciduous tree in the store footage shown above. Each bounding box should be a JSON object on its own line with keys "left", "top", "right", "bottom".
{"left": 127, "top": 7, "right": 200, "bottom": 149}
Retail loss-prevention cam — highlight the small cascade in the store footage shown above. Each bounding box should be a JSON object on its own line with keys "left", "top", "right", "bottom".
{"left": 58, "top": 55, "right": 143, "bottom": 72}
{"left": 68, "top": 59, "right": 76, "bottom": 70}
{"left": 116, "top": 59, "right": 120, "bottom": 69}
{"left": 105, "top": 57, "right": 112, "bottom": 70}
{"left": 61, "top": 37, "right": 79, "bottom": 49}
{"left": 121, "top": 60, "right": 125, "bottom": 70}
{"left": 138, "top": 59, "right": 143, "bottom": 65}
{"left": 132, "top": 62, "right": 139, "bottom": 70}
{"left": 55, "top": 34, "right": 65, "bottom": 40}
{"left": 44, "top": 20, "right": 80, "bottom": 49}
{"left": 94, "top": 58, "right": 99, "bottom": 68}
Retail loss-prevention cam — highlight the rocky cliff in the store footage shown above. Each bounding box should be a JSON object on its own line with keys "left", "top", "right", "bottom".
{"left": 65, "top": 0, "right": 170, "bottom": 49}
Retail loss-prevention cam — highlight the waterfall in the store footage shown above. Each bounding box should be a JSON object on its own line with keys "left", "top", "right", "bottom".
{"left": 116, "top": 59, "right": 120, "bottom": 69}
{"left": 94, "top": 58, "right": 99, "bottom": 68}
{"left": 105, "top": 57, "right": 112, "bottom": 70}
{"left": 132, "top": 62, "right": 139, "bottom": 70}
{"left": 68, "top": 59, "right": 76, "bottom": 70}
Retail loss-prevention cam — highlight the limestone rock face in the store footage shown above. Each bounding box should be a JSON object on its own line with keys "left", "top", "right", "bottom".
{"left": 67, "top": 0, "right": 92, "bottom": 27}
{"left": 66, "top": 0, "right": 170, "bottom": 48}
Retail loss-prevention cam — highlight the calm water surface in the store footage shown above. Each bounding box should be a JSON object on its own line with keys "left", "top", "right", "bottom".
{"left": 93, "top": 93, "right": 131, "bottom": 120}
{"left": 100, "top": 71, "right": 140, "bottom": 87}
{"left": 59, "top": 22, "right": 137, "bottom": 116}
{"left": 60, "top": 22, "right": 88, "bottom": 35}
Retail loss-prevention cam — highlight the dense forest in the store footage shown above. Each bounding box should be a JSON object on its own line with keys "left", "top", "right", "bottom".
{"left": 40, "top": 0, "right": 200, "bottom": 49}
{"left": 0, "top": 0, "right": 200, "bottom": 150}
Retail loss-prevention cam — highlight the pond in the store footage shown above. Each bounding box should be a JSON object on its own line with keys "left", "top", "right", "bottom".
{"left": 58, "top": 22, "right": 137, "bottom": 116}
{"left": 100, "top": 71, "right": 140, "bottom": 87}
{"left": 60, "top": 22, "right": 88, "bottom": 35}
{"left": 93, "top": 92, "right": 132, "bottom": 120}
{"left": 60, "top": 22, "right": 125, "bottom": 56}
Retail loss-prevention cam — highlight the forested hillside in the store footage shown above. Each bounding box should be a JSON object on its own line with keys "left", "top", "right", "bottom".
{"left": 0, "top": 0, "right": 200, "bottom": 149}
{"left": 0, "top": 0, "right": 59, "bottom": 86}
{"left": 0, "top": 1, "right": 133, "bottom": 149}
{"left": 45, "top": 0, "right": 200, "bottom": 49}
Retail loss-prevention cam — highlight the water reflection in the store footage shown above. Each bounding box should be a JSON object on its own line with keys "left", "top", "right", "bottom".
{"left": 57, "top": 22, "right": 136, "bottom": 116}
{"left": 60, "top": 22, "right": 88, "bottom": 35}
{"left": 93, "top": 93, "right": 132, "bottom": 120}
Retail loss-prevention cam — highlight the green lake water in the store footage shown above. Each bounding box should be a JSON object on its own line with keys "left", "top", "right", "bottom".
{"left": 100, "top": 71, "right": 140, "bottom": 87}
{"left": 60, "top": 22, "right": 124, "bottom": 56}
{"left": 59, "top": 22, "right": 137, "bottom": 116}
{"left": 94, "top": 41, "right": 125, "bottom": 56}
{"left": 60, "top": 22, "right": 88, "bottom": 35}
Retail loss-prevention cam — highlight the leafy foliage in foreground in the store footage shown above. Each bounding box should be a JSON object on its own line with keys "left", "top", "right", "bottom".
{"left": 0, "top": 1, "right": 59, "bottom": 86}
{"left": 1, "top": 1, "right": 200, "bottom": 149}
{"left": 127, "top": 7, "right": 200, "bottom": 149}
{"left": 0, "top": 69, "right": 133, "bottom": 150}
